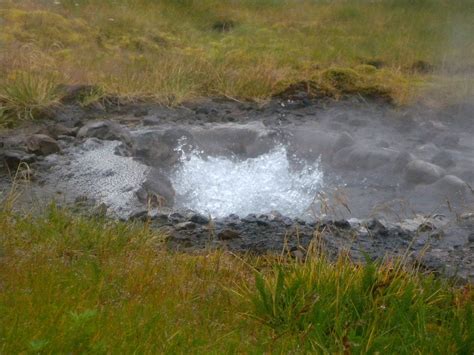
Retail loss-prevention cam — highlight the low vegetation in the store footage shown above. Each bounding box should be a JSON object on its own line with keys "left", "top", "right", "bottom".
{"left": 1, "top": 0, "right": 474, "bottom": 124}
{"left": 1, "top": 2, "right": 473, "bottom": 352}
{"left": 0, "top": 205, "right": 473, "bottom": 353}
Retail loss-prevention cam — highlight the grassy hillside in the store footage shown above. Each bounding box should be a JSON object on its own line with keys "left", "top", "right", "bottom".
{"left": 0, "top": 0, "right": 473, "bottom": 123}
{"left": 1, "top": 206, "right": 473, "bottom": 353}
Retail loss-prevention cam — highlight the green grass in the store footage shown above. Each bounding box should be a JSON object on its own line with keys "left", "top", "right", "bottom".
{"left": 0, "top": 71, "right": 60, "bottom": 125}
{"left": 0, "top": 0, "right": 474, "bottom": 123}
{"left": 0, "top": 205, "right": 473, "bottom": 353}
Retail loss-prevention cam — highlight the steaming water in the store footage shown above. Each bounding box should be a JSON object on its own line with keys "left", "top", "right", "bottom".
{"left": 49, "top": 139, "right": 148, "bottom": 216}
{"left": 171, "top": 146, "right": 324, "bottom": 218}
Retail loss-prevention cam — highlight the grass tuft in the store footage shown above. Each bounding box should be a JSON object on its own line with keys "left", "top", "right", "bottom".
{"left": 0, "top": 71, "right": 60, "bottom": 124}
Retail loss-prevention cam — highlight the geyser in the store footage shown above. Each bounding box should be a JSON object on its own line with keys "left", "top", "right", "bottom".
{"left": 171, "top": 145, "right": 324, "bottom": 218}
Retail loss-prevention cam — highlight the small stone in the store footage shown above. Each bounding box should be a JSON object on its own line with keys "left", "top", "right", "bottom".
{"left": 189, "top": 213, "right": 210, "bottom": 225}
{"left": 432, "top": 175, "right": 468, "bottom": 196}
{"left": 282, "top": 217, "right": 293, "bottom": 227}
{"left": 44, "top": 123, "right": 77, "bottom": 138}
{"left": 242, "top": 214, "right": 257, "bottom": 223}
{"left": 460, "top": 213, "right": 474, "bottom": 221}
{"left": 77, "top": 120, "right": 133, "bottom": 146}
{"left": 365, "top": 219, "right": 388, "bottom": 237}
{"left": 334, "top": 219, "right": 351, "bottom": 229}
{"left": 2, "top": 150, "right": 36, "bottom": 169}
{"left": 417, "top": 222, "right": 436, "bottom": 233}
{"left": 175, "top": 222, "right": 196, "bottom": 231}
{"left": 468, "top": 233, "right": 474, "bottom": 244}
{"left": 143, "top": 117, "right": 161, "bottom": 126}
{"left": 291, "top": 249, "right": 305, "bottom": 261}
{"left": 429, "top": 230, "right": 444, "bottom": 239}
{"left": 134, "top": 109, "right": 149, "bottom": 117}
{"left": 218, "top": 229, "right": 240, "bottom": 240}
{"left": 26, "top": 134, "right": 60, "bottom": 156}
{"left": 168, "top": 212, "right": 185, "bottom": 223}
{"left": 405, "top": 159, "right": 445, "bottom": 185}
{"left": 128, "top": 210, "right": 148, "bottom": 221}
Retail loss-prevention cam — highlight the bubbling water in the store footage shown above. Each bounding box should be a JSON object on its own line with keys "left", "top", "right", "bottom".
{"left": 171, "top": 146, "right": 324, "bottom": 218}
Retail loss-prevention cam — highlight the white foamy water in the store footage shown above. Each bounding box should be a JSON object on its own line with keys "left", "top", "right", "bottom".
{"left": 171, "top": 146, "right": 324, "bottom": 218}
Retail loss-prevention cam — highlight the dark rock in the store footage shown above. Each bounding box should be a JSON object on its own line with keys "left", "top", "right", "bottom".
{"left": 294, "top": 218, "right": 306, "bottom": 225}
{"left": 430, "top": 230, "right": 444, "bottom": 239}
{"left": 134, "top": 109, "right": 149, "bottom": 117}
{"left": 195, "top": 107, "right": 209, "bottom": 115}
{"left": 190, "top": 213, "right": 210, "bottom": 225}
{"left": 77, "top": 120, "right": 132, "bottom": 146}
{"left": 242, "top": 214, "right": 257, "bottom": 223}
{"left": 41, "top": 123, "right": 77, "bottom": 138}
{"left": 431, "top": 175, "right": 468, "bottom": 197}
{"left": 218, "top": 229, "right": 240, "bottom": 240}
{"left": 405, "top": 160, "right": 445, "bottom": 185}
{"left": 133, "top": 129, "right": 193, "bottom": 167}
{"left": 333, "top": 145, "right": 398, "bottom": 170}
{"left": 143, "top": 117, "right": 161, "bottom": 126}
{"left": 417, "top": 222, "right": 435, "bottom": 233}
{"left": 136, "top": 168, "right": 175, "bottom": 207}
{"left": 114, "top": 144, "right": 132, "bottom": 157}
{"left": 168, "top": 212, "right": 185, "bottom": 223}
{"left": 365, "top": 219, "right": 388, "bottom": 237}
{"left": 468, "top": 233, "right": 474, "bottom": 244}
{"left": 175, "top": 221, "right": 196, "bottom": 231}
{"left": 334, "top": 219, "right": 351, "bottom": 229}
{"left": 256, "top": 219, "right": 269, "bottom": 226}
{"left": 26, "top": 134, "right": 60, "bottom": 156}
{"left": 282, "top": 217, "right": 294, "bottom": 227}
{"left": 2, "top": 150, "right": 36, "bottom": 169}
{"left": 129, "top": 209, "right": 148, "bottom": 221}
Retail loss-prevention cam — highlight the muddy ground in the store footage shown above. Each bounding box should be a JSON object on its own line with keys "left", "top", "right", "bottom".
{"left": 1, "top": 92, "right": 473, "bottom": 281}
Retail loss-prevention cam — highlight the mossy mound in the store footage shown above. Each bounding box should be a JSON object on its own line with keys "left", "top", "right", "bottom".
{"left": 0, "top": 9, "right": 91, "bottom": 48}
{"left": 320, "top": 67, "right": 393, "bottom": 102}
{"left": 321, "top": 68, "right": 361, "bottom": 92}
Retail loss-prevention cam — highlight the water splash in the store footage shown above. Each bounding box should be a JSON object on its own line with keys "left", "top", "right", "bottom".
{"left": 171, "top": 146, "right": 324, "bottom": 218}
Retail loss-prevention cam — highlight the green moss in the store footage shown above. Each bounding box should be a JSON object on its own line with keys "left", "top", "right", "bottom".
{"left": 321, "top": 67, "right": 361, "bottom": 92}
{"left": 0, "top": 9, "right": 91, "bottom": 48}
{"left": 355, "top": 64, "right": 378, "bottom": 75}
